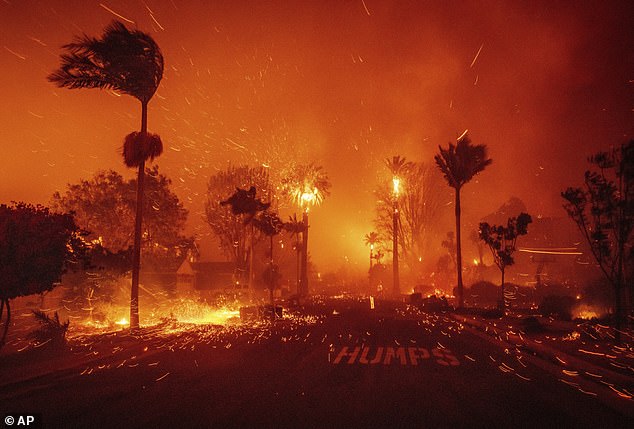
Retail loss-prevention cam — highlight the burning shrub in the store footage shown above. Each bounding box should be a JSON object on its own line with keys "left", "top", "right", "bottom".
{"left": 538, "top": 295, "right": 575, "bottom": 321}
{"left": 29, "top": 310, "right": 70, "bottom": 349}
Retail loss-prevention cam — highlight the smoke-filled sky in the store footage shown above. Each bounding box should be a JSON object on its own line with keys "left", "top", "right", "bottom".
{"left": 1, "top": 0, "right": 632, "bottom": 272}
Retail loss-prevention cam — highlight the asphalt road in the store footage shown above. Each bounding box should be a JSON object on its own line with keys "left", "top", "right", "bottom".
{"left": 0, "top": 299, "right": 631, "bottom": 428}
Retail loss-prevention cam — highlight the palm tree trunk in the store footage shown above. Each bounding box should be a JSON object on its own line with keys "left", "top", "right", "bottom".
{"left": 130, "top": 101, "right": 148, "bottom": 331}
{"left": 499, "top": 269, "right": 506, "bottom": 311}
{"left": 0, "top": 299, "right": 10, "bottom": 349}
{"left": 249, "top": 223, "right": 254, "bottom": 291}
{"left": 270, "top": 234, "right": 275, "bottom": 307}
{"left": 455, "top": 187, "right": 464, "bottom": 309}
{"left": 393, "top": 200, "right": 400, "bottom": 297}
{"left": 296, "top": 240, "right": 301, "bottom": 295}
{"left": 301, "top": 211, "right": 309, "bottom": 297}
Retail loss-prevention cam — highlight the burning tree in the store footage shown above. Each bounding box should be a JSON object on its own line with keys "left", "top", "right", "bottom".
{"left": 0, "top": 203, "right": 88, "bottom": 349}
{"left": 49, "top": 20, "right": 165, "bottom": 331}
{"left": 435, "top": 133, "right": 492, "bottom": 308}
{"left": 206, "top": 166, "right": 273, "bottom": 287}
{"left": 562, "top": 141, "right": 634, "bottom": 342}
{"left": 51, "top": 167, "right": 191, "bottom": 271}
{"left": 51, "top": 167, "right": 191, "bottom": 320}
{"left": 479, "top": 213, "right": 532, "bottom": 310}
{"left": 279, "top": 163, "right": 331, "bottom": 296}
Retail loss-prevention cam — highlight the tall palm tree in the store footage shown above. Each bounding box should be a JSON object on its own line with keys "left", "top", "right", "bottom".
{"left": 435, "top": 133, "right": 492, "bottom": 308}
{"left": 49, "top": 20, "right": 164, "bottom": 330}
{"left": 280, "top": 163, "right": 331, "bottom": 296}
{"left": 385, "top": 156, "right": 412, "bottom": 297}
{"left": 284, "top": 214, "right": 305, "bottom": 295}
{"left": 253, "top": 210, "right": 284, "bottom": 308}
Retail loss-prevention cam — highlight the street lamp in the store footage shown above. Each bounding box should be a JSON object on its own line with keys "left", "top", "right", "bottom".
{"left": 392, "top": 175, "right": 401, "bottom": 297}
{"left": 364, "top": 231, "right": 380, "bottom": 294}
{"left": 297, "top": 187, "right": 321, "bottom": 297}
{"left": 282, "top": 163, "right": 331, "bottom": 298}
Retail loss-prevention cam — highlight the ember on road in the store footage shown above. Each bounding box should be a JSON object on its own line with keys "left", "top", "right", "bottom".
{"left": 1, "top": 299, "right": 631, "bottom": 428}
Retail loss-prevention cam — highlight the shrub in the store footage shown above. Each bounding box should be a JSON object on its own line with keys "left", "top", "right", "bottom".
{"left": 467, "top": 281, "right": 499, "bottom": 306}
{"left": 29, "top": 310, "right": 70, "bottom": 349}
{"left": 539, "top": 295, "right": 575, "bottom": 321}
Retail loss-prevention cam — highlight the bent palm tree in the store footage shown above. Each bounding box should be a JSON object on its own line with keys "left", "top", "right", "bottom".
{"left": 49, "top": 20, "right": 164, "bottom": 330}
{"left": 221, "top": 186, "right": 270, "bottom": 290}
{"left": 435, "top": 134, "right": 492, "bottom": 309}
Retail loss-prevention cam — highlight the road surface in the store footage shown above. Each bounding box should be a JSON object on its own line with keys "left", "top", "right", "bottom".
{"left": 1, "top": 298, "right": 631, "bottom": 428}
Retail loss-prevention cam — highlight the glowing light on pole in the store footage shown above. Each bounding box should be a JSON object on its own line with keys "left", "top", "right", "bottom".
{"left": 392, "top": 174, "right": 400, "bottom": 297}
{"left": 281, "top": 163, "right": 331, "bottom": 298}
{"left": 297, "top": 186, "right": 322, "bottom": 297}
{"left": 392, "top": 177, "right": 400, "bottom": 196}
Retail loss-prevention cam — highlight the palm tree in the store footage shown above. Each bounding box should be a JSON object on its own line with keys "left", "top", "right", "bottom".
{"left": 435, "top": 133, "right": 492, "bottom": 308}
{"left": 280, "top": 163, "right": 331, "bottom": 296}
{"left": 49, "top": 20, "right": 164, "bottom": 330}
{"left": 221, "top": 186, "right": 270, "bottom": 290}
{"left": 364, "top": 231, "right": 380, "bottom": 270}
{"left": 284, "top": 214, "right": 305, "bottom": 295}
{"left": 253, "top": 210, "right": 284, "bottom": 308}
{"left": 385, "top": 156, "right": 412, "bottom": 297}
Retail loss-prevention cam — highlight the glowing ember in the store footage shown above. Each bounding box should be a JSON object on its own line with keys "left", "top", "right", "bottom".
{"left": 576, "top": 310, "right": 599, "bottom": 320}
{"left": 176, "top": 307, "right": 240, "bottom": 325}
{"left": 572, "top": 304, "right": 604, "bottom": 320}
{"left": 66, "top": 295, "right": 245, "bottom": 337}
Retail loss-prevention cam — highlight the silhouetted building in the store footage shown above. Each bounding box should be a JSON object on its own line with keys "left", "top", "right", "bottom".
{"left": 176, "top": 260, "right": 237, "bottom": 294}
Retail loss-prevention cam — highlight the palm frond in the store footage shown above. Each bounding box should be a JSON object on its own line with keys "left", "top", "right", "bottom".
{"left": 123, "top": 132, "right": 163, "bottom": 167}
{"left": 435, "top": 134, "right": 492, "bottom": 189}
{"left": 49, "top": 20, "right": 164, "bottom": 103}
{"left": 385, "top": 155, "right": 412, "bottom": 176}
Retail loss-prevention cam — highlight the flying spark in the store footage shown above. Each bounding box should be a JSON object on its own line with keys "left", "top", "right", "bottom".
{"left": 470, "top": 43, "right": 484, "bottom": 68}
{"left": 4, "top": 46, "right": 26, "bottom": 60}
{"left": 361, "top": 0, "right": 371, "bottom": 16}
{"left": 99, "top": 3, "right": 135, "bottom": 24}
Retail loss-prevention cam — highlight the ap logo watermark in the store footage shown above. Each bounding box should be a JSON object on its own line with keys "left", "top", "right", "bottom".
{"left": 3, "top": 414, "right": 41, "bottom": 427}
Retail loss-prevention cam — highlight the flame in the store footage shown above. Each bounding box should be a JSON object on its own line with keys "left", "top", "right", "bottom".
{"left": 392, "top": 177, "right": 400, "bottom": 196}
{"left": 572, "top": 304, "right": 604, "bottom": 320}
{"left": 69, "top": 296, "right": 244, "bottom": 336}
{"left": 575, "top": 309, "right": 599, "bottom": 320}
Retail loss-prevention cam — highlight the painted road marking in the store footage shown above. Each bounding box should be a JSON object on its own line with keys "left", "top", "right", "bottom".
{"left": 331, "top": 346, "right": 460, "bottom": 366}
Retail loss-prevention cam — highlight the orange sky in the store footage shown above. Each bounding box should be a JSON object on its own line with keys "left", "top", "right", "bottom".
{"left": 1, "top": 0, "right": 632, "bottom": 272}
